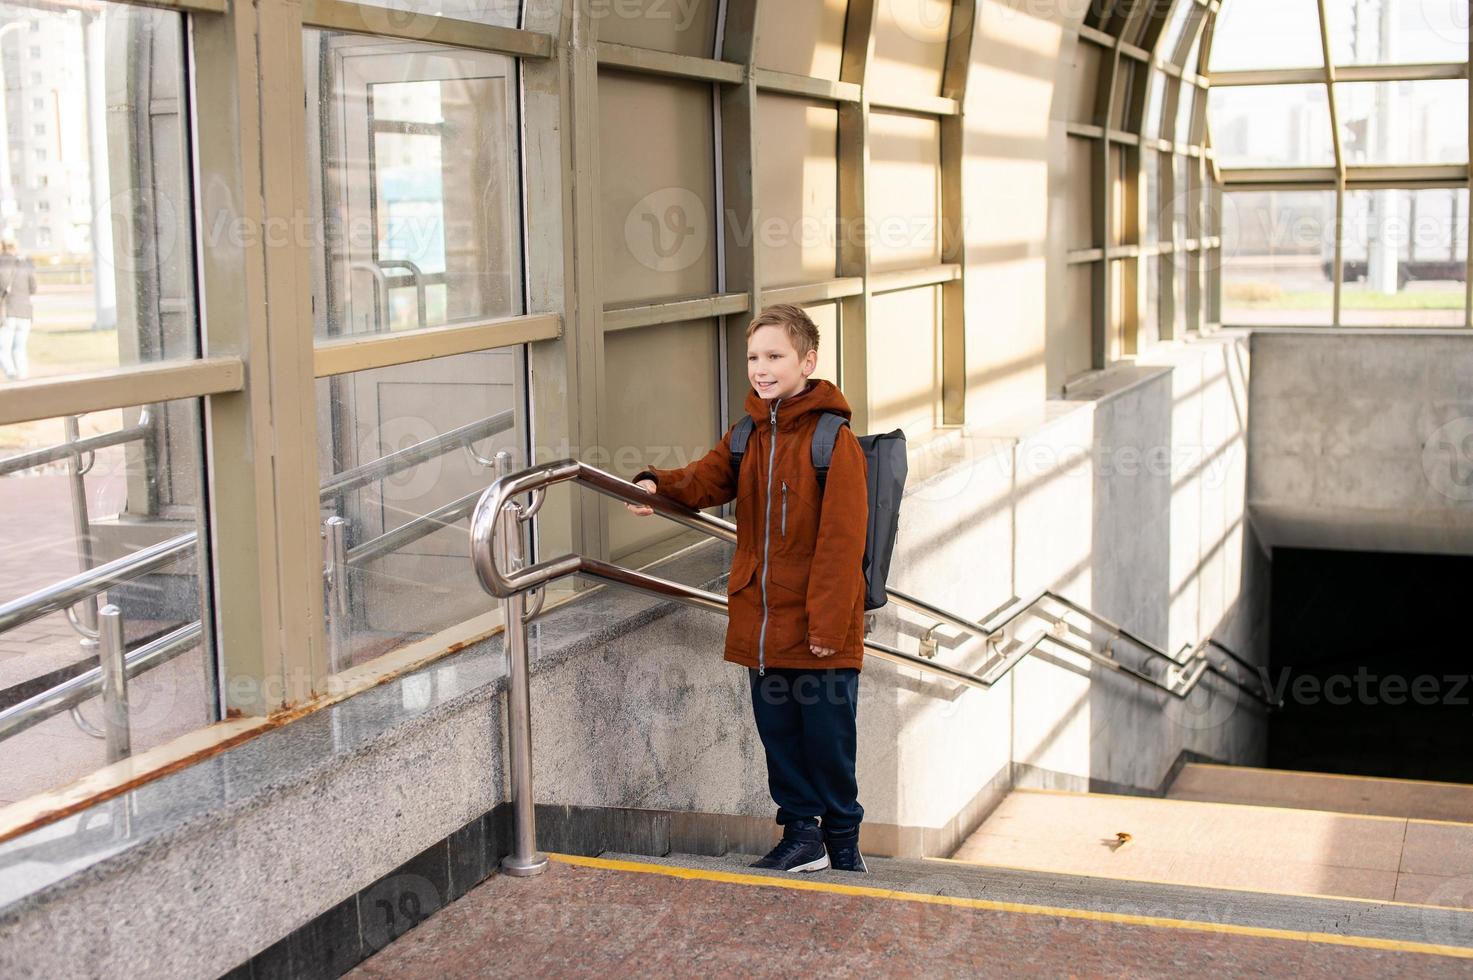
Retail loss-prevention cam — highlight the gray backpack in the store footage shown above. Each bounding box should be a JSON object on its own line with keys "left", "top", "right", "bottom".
{"left": 729, "top": 412, "right": 906, "bottom": 611}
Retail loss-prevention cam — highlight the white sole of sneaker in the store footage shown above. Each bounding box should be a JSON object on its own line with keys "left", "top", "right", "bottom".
{"left": 788, "top": 853, "right": 831, "bottom": 873}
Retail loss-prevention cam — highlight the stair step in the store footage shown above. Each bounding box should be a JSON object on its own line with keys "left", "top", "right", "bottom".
{"left": 599, "top": 850, "right": 1473, "bottom": 950}
{"left": 952, "top": 787, "right": 1473, "bottom": 908}
{"left": 1168, "top": 763, "right": 1473, "bottom": 822}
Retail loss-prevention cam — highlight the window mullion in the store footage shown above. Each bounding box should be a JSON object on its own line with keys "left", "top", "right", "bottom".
{"left": 192, "top": 0, "right": 325, "bottom": 717}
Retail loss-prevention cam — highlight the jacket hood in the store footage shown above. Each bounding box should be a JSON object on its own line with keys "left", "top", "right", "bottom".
{"left": 743, "top": 377, "right": 852, "bottom": 432}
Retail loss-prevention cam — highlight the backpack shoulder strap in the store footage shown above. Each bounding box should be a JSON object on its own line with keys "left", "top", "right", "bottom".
{"left": 811, "top": 412, "right": 849, "bottom": 493}
{"left": 727, "top": 414, "right": 755, "bottom": 481}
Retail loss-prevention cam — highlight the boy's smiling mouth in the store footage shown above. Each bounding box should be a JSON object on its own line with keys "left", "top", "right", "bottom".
{"left": 756, "top": 380, "right": 777, "bottom": 392}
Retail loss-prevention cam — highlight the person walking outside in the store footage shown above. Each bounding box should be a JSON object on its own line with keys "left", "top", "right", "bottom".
{"left": 0, "top": 239, "right": 38, "bottom": 381}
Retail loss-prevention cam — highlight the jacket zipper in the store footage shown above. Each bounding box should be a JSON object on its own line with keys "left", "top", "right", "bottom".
{"left": 757, "top": 396, "right": 779, "bottom": 675}
{"left": 781, "top": 482, "right": 787, "bottom": 538}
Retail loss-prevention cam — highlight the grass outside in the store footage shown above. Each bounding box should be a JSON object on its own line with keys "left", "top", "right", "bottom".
{"left": 1225, "top": 281, "right": 1467, "bottom": 310}
{"left": 2, "top": 283, "right": 125, "bottom": 456}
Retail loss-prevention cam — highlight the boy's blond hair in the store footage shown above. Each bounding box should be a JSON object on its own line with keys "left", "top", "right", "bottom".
{"left": 746, "top": 303, "right": 819, "bottom": 360}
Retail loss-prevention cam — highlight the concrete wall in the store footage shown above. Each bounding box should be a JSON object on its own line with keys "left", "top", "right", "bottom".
{"left": 1248, "top": 330, "right": 1473, "bottom": 555}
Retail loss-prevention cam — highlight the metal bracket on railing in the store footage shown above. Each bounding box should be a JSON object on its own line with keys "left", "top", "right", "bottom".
{"left": 918, "top": 623, "right": 941, "bottom": 659}
{"left": 465, "top": 440, "right": 500, "bottom": 468}
{"left": 69, "top": 705, "right": 104, "bottom": 739}
{"left": 65, "top": 605, "right": 100, "bottom": 643}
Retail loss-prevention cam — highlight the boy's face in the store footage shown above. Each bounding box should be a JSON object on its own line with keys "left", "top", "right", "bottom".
{"left": 747, "top": 324, "right": 817, "bottom": 402}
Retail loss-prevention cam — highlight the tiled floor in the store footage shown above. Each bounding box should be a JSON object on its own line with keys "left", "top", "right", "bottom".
{"left": 345, "top": 856, "right": 1473, "bottom": 977}
{"left": 953, "top": 788, "right": 1473, "bottom": 909}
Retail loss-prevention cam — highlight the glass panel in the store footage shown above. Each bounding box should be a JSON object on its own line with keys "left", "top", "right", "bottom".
{"left": 1067, "top": 43, "right": 1101, "bottom": 125}
{"left": 870, "top": 285, "right": 939, "bottom": 438}
{"left": 596, "top": 0, "right": 719, "bottom": 58}
{"left": 1158, "top": 0, "right": 1196, "bottom": 63}
{"left": 869, "top": 0, "right": 951, "bottom": 99}
{"left": 327, "top": 0, "right": 517, "bottom": 28}
{"left": 1208, "top": 0, "right": 1326, "bottom": 71}
{"left": 868, "top": 111, "right": 942, "bottom": 272}
{"left": 1180, "top": 21, "right": 1204, "bottom": 72}
{"left": 1174, "top": 155, "right": 1191, "bottom": 242}
{"left": 0, "top": 398, "right": 213, "bottom": 804}
{"left": 1207, "top": 85, "right": 1335, "bottom": 167}
{"left": 806, "top": 301, "right": 840, "bottom": 384}
{"left": 1110, "top": 145, "right": 1126, "bottom": 247}
{"left": 1067, "top": 138, "right": 1094, "bottom": 251}
{"left": 304, "top": 32, "right": 522, "bottom": 339}
{"left": 755, "top": 0, "right": 848, "bottom": 79}
{"left": 1064, "top": 265, "right": 1094, "bottom": 380}
{"left": 1337, "top": 80, "right": 1468, "bottom": 165}
{"left": 1143, "top": 253, "right": 1161, "bottom": 340}
{"left": 755, "top": 95, "right": 839, "bottom": 288}
{"left": 1220, "top": 190, "right": 1337, "bottom": 325}
{"left": 1340, "top": 188, "right": 1468, "bottom": 326}
{"left": 1144, "top": 149, "right": 1161, "bottom": 243}
{"left": 1175, "top": 81, "right": 1197, "bottom": 144}
{"left": 316, "top": 347, "right": 527, "bottom": 666}
{"left": 0, "top": 2, "right": 197, "bottom": 381}
{"left": 599, "top": 70, "right": 718, "bottom": 306}
{"left": 1327, "top": 0, "right": 1470, "bottom": 65}
{"left": 604, "top": 319, "right": 719, "bottom": 564}
{"left": 1143, "top": 70, "right": 1166, "bottom": 140}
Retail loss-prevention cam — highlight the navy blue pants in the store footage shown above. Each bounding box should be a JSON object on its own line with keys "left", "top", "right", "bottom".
{"left": 747, "top": 667, "right": 863, "bottom": 832}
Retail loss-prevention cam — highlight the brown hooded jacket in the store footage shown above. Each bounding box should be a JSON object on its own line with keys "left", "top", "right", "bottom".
{"left": 634, "top": 378, "right": 869, "bottom": 673}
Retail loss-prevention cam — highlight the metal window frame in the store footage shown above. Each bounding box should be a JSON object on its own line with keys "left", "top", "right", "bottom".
{"left": 0, "top": 0, "right": 1016, "bottom": 821}
{"left": 583, "top": 6, "right": 976, "bottom": 437}
{"left": 1206, "top": 7, "right": 1472, "bottom": 329}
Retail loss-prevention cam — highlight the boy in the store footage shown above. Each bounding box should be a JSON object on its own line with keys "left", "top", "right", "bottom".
{"left": 625, "top": 304, "right": 870, "bottom": 873}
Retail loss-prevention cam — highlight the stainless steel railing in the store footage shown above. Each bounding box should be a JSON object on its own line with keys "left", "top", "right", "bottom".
{"left": 467, "top": 456, "right": 1277, "bottom": 877}
{"left": 0, "top": 408, "right": 518, "bottom": 751}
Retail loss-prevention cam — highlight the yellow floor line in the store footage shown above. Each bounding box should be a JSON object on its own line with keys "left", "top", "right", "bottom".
{"left": 1184, "top": 763, "right": 1473, "bottom": 790}
{"left": 548, "top": 853, "right": 1473, "bottom": 961}
{"left": 920, "top": 854, "right": 1473, "bottom": 914}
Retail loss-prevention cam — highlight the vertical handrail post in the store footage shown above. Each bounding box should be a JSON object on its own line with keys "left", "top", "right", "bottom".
{"left": 98, "top": 603, "right": 131, "bottom": 764}
{"left": 64, "top": 415, "right": 100, "bottom": 652}
{"left": 495, "top": 450, "right": 547, "bottom": 877}
{"left": 324, "top": 516, "right": 350, "bottom": 674}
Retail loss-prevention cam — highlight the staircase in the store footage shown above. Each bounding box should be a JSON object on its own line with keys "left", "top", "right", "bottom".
{"left": 952, "top": 763, "right": 1473, "bottom": 910}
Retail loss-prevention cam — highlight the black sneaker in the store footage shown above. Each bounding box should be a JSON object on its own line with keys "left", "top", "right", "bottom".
{"left": 750, "top": 821, "right": 830, "bottom": 872}
{"left": 823, "top": 826, "right": 868, "bottom": 873}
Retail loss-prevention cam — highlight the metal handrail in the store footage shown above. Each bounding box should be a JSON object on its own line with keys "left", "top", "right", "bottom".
{"left": 468, "top": 457, "right": 1278, "bottom": 878}
{"left": 468, "top": 458, "right": 1274, "bottom": 704}
{"left": 0, "top": 534, "right": 197, "bottom": 635}
{"left": 0, "top": 410, "right": 517, "bottom": 638}
{"left": 0, "top": 408, "right": 519, "bottom": 745}
{"left": 0, "top": 620, "right": 201, "bottom": 743}
{"left": 0, "top": 406, "right": 153, "bottom": 476}
{"left": 319, "top": 409, "right": 514, "bottom": 501}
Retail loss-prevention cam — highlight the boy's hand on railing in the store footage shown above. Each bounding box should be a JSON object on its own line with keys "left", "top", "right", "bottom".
{"left": 624, "top": 478, "right": 657, "bottom": 517}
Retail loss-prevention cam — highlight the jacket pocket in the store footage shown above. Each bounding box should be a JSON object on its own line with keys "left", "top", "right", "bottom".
{"left": 768, "top": 556, "right": 811, "bottom": 600}
{"left": 726, "top": 550, "right": 759, "bottom": 595}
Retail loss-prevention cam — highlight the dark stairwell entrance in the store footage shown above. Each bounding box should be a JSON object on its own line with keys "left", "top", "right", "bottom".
{"left": 1267, "top": 547, "right": 1473, "bottom": 783}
